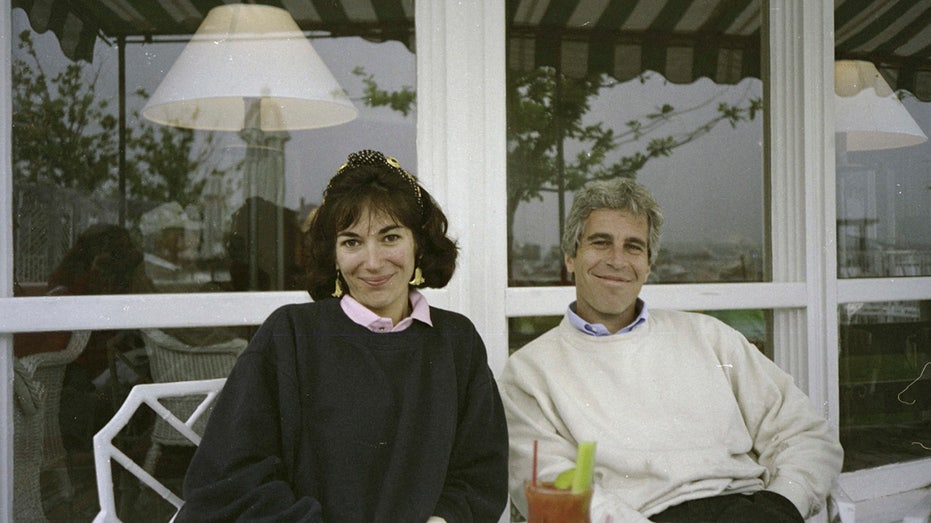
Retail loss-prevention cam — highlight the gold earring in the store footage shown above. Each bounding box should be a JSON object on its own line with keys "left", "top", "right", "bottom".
{"left": 409, "top": 267, "right": 425, "bottom": 286}
{"left": 332, "top": 271, "right": 344, "bottom": 298}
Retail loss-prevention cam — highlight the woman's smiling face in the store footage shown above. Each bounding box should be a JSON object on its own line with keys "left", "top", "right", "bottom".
{"left": 336, "top": 208, "right": 416, "bottom": 323}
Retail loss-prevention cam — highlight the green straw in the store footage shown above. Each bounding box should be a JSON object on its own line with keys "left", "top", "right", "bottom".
{"left": 571, "top": 441, "right": 596, "bottom": 493}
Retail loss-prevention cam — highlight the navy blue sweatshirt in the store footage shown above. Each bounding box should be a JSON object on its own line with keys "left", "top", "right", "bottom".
{"left": 175, "top": 299, "right": 508, "bottom": 523}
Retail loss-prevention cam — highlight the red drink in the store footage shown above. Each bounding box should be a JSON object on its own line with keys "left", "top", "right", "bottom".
{"left": 524, "top": 481, "right": 592, "bottom": 523}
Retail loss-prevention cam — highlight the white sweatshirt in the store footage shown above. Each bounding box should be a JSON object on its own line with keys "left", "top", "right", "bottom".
{"left": 499, "top": 309, "right": 843, "bottom": 522}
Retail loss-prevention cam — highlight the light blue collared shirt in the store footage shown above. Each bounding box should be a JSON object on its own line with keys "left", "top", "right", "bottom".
{"left": 339, "top": 289, "right": 433, "bottom": 333}
{"left": 567, "top": 298, "right": 648, "bottom": 336}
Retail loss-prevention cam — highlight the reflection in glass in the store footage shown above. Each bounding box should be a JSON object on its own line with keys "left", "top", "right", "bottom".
{"left": 10, "top": 3, "right": 416, "bottom": 519}
{"left": 835, "top": 63, "right": 931, "bottom": 278}
{"left": 12, "top": 8, "right": 417, "bottom": 297}
{"left": 12, "top": 324, "right": 251, "bottom": 519}
{"left": 839, "top": 301, "right": 931, "bottom": 471}
{"left": 835, "top": 95, "right": 931, "bottom": 278}
{"left": 702, "top": 309, "right": 771, "bottom": 359}
{"left": 506, "top": 2, "right": 765, "bottom": 286}
{"left": 141, "top": 4, "right": 358, "bottom": 132}
{"left": 509, "top": 316, "right": 562, "bottom": 355}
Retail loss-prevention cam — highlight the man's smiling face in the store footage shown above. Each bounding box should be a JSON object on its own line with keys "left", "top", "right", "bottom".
{"left": 565, "top": 208, "right": 651, "bottom": 334}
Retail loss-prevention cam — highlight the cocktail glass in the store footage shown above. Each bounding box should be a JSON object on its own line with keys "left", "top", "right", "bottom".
{"left": 524, "top": 480, "right": 592, "bottom": 523}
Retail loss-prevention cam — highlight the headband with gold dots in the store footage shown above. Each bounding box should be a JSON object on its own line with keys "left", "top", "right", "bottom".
{"left": 324, "top": 149, "right": 423, "bottom": 209}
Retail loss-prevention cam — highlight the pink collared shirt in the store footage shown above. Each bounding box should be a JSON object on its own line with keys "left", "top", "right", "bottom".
{"left": 339, "top": 291, "right": 445, "bottom": 523}
{"left": 339, "top": 289, "right": 433, "bottom": 333}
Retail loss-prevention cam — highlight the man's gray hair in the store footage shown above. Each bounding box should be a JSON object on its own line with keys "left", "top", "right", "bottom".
{"left": 561, "top": 178, "right": 664, "bottom": 264}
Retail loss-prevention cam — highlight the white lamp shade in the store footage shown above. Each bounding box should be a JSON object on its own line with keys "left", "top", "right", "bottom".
{"left": 142, "top": 4, "right": 358, "bottom": 131}
{"left": 834, "top": 60, "right": 927, "bottom": 151}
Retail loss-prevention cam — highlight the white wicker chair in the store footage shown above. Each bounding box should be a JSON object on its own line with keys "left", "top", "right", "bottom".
{"left": 92, "top": 378, "right": 227, "bottom": 523}
{"left": 18, "top": 330, "right": 92, "bottom": 504}
{"left": 13, "top": 357, "right": 49, "bottom": 522}
{"left": 140, "top": 329, "right": 246, "bottom": 472}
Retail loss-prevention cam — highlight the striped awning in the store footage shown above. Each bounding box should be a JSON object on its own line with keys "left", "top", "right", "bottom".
{"left": 12, "top": 0, "right": 931, "bottom": 100}
{"left": 509, "top": 0, "right": 931, "bottom": 101}
{"left": 12, "top": 0, "right": 416, "bottom": 59}
{"left": 508, "top": 0, "right": 762, "bottom": 87}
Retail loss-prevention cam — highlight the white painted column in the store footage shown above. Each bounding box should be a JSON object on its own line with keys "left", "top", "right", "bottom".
{"left": 1, "top": 0, "right": 15, "bottom": 519}
{"left": 416, "top": 0, "right": 509, "bottom": 376}
{"left": 765, "top": 0, "right": 838, "bottom": 421}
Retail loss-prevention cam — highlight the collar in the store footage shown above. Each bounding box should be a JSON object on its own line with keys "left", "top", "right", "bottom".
{"left": 567, "top": 298, "right": 648, "bottom": 336}
{"left": 340, "top": 289, "right": 433, "bottom": 333}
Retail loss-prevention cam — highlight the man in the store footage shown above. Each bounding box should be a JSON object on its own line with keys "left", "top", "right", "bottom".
{"left": 499, "top": 178, "right": 843, "bottom": 522}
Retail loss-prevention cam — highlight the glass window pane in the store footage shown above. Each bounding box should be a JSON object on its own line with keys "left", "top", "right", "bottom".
{"left": 506, "top": 1, "right": 765, "bottom": 286}
{"left": 835, "top": 92, "right": 931, "bottom": 277}
{"left": 12, "top": 7, "right": 416, "bottom": 296}
{"left": 838, "top": 300, "right": 931, "bottom": 471}
{"left": 509, "top": 316, "right": 561, "bottom": 355}
{"left": 701, "top": 309, "right": 772, "bottom": 359}
{"left": 13, "top": 324, "right": 252, "bottom": 518}
{"left": 835, "top": 3, "right": 931, "bottom": 279}
{"left": 10, "top": 3, "right": 415, "bottom": 519}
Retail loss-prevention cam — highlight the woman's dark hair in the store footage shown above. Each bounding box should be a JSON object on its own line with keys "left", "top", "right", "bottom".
{"left": 47, "top": 223, "right": 144, "bottom": 295}
{"left": 304, "top": 151, "right": 458, "bottom": 300}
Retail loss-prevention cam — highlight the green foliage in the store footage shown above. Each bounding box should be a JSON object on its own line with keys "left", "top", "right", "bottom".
{"left": 12, "top": 30, "right": 119, "bottom": 194}
{"left": 507, "top": 68, "right": 616, "bottom": 214}
{"left": 353, "top": 66, "right": 417, "bottom": 117}
{"left": 127, "top": 103, "right": 205, "bottom": 206}
{"left": 126, "top": 89, "right": 226, "bottom": 208}
{"left": 503, "top": 69, "right": 761, "bottom": 277}
{"left": 12, "top": 30, "right": 222, "bottom": 209}
{"left": 351, "top": 65, "right": 762, "bottom": 279}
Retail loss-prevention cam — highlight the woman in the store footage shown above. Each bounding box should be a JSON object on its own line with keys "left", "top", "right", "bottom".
{"left": 176, "top": 150, "right": 509, "bottom": 522}
{"left": 14, "top": 223, "right": 144, "bottom": 360}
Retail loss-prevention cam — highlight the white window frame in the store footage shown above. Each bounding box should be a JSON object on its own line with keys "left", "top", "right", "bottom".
{"left": 2, "top": 1, "right": 930, "bottom": 520}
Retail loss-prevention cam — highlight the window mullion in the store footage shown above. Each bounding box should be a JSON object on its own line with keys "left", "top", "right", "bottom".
{"left": 2, "top": 0, "right": 16, "bottom": 519}
{"left": 416, "top": 0, "right": 509, "bottom": 375}
{"left": 765, "top": 0, "right": 838, "bottom": 423}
